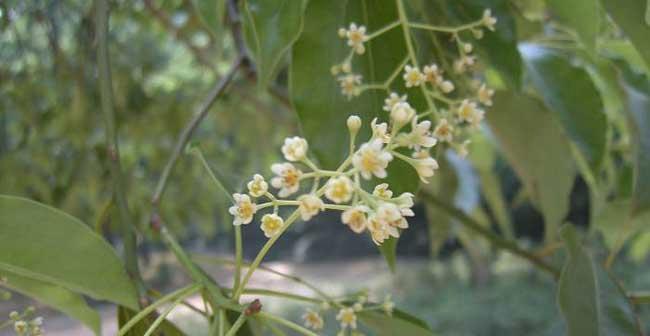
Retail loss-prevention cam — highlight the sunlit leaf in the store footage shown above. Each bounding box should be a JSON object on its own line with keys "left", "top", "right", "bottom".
{"left": 117, "top": 306, "right": 187, "bottom": 336}
{"left": 546, "top": 0, "right": 600, "bottom": 51}
{"left": 601, "top": 0, "right": 650, "bottom": 70}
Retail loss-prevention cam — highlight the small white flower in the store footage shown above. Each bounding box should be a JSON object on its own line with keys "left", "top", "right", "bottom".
{"left": 395, "top": 118, "right": 437, "bottom": 150}
{"left": 14, "top": 321, "right": 27, "bottom": 334}
{"left": 325, "top": 176, "right": 354, "bottom": 204}
{"left": 482, "top": 9, "right": 497, "bottom": 31}
{"left": 338, "top": 28, "right": 347, "bottom": 38}
{"left": 458, "top": 140, "right": 471, "bottom": 158}
{"left": 394, "top": 192, "right": 415, "bottom": 217}
{"left": 260, "top": 213, "right": 284, "bottom": 238}
{"left": 353, "top": 302, "right": 363, "bottom": 311}
{"left": 345, "top": 23, "right": 369, "bottom": 54}
{"left": 383, "top": 92, "right": 407, "bottom": 112}
{"left": 302, "top": 309, "right": 324, "bottom": 330}
{"left": 478, "top": 84, "right": 494, "bottom": 106}
{"left": 31, "top": 317, "right": 44, "bottom": 326}
{"left": 347, "top": 115, "right": 362, "bottom": 133}
{"left": 457, "top": 99, "right": 485, "bottom": 127}
{"left": 270, "top": 163, "right": 303, "bottom": 197}
{"left": 228, "top": 193, "right": 257, "bottom": 225}
{"left": 376, "top": 202, "right": 405, "bottom": 236}
{"left": 390, "top": 101, "right": 416, "bottom": 126}
{"left": 423, "top": 64, "right": 442, "bottom": 84}
{"left": 433, "top": 118, "right": 454, "bottom": 142}
{"left": 463, "top": 43, "right": 473, "bottom": 53}
{"left": 336, "top": 307, "right": 358, "bottom": 330}
{"left": 352, "top": 139, "right": 394, "bottom": 179}
{"left": 371, "top": 118, "right": 391, "bottom": 143}
{"left": 439, "top": 80, "right": 455, "bottom": 93}
{"left": 472, "top": 28, "right": 484, "bottom": 39}
{"left": 341, "top": 62, "right": 352, "bottom": 73}
{"left": 298, "top": 194, "right": 325, "bottom": 221}
{"left": 411, "top": 150, "right": 439, "bottom": 183}
{"left": 403, "top": 65, "right": 425, "bottom": 87}
{"left": 383, "top": 295, "right": 395, "bottom": 316}
{"left": 367, "top": 215, "right": 391, "bottom": 245}
{"left": 247, "top": 174, "right": 268, "bottom": 197}
{"left": 373, "top": 183, "right": 393, "bottom": 199}
{"left": 338, "top": 73, "right": 362, "bottom": 99}
{"left": 281, "top": 136, "right": 309, "bottom": 162}
{"left": 342, "top": 205, "right": 369, "bottom": 233}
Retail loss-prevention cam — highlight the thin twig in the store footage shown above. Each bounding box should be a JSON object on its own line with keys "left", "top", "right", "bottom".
{"left": 419, "top": 190, "right": 561, "bottom": 279}
{"left": 96, "top": 0, "right": 146, "bottom": 303}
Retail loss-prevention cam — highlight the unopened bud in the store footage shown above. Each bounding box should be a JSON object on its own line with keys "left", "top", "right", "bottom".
{"left": 347, "top": 115, "right": 362, "bottom": 134}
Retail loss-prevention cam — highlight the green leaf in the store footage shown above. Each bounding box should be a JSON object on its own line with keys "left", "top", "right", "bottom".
{"left": 601, "top": 0, "right": 650, "bottom": 71}
{"left": 378, "top": 237, "right": 397, "bottom": 272}
{"left": 242, "top": 0, "right": 307, "bottom": 88}
{"left": 592, "top": 200, "right": 650, "bottom": 250}
{"left": 118, "top": 306, "right": 187, "bottom": 336}
{"left": 2, "top": 271, "right": 101, "bottom": 335}
{"left": 546, "top": 0, "right": 600, "bottom": 51}
{"left": 192, "top": 0, "right": 226, "bottom": 35}
{"left": 486, "top": 92, "right": 576, "bottom": 242}
{"left": 618, "top": 63, "right": 650, "bottom": 214}
{"left": 359, "top": 308, "right": 435, "bottom": 336}
{"left": 557, "top": 225, "right": 644, "bottom": 336}
{"left": 0, "top": 195, "right": 139, "bottom": 309}
{"left": 557, "top": 225, "right": 600, "bottom": 336}
{"left": 520, "top": 44, "right": 607, "bottom": 172}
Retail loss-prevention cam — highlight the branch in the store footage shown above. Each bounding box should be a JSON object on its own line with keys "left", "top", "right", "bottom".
{"left": 419, "top": 190, "right": 561, "bottom": 279}
{"left": 96, "top": 0, "right": 146, "bottom": 303}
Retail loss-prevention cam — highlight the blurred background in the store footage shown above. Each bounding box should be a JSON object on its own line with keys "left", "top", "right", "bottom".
{"left": 1, "top": 0, "right": 649, "bottom": 335}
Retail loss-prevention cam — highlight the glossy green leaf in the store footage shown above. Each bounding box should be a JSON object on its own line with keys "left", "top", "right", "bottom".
{"left": 0, "top": 195, "right": 139, "bottom": 309}
{"left": 520, "top": 44, "right": 607, "bottom": 172}
{"left": 118, "top": 306, "right": 187, "bottom": 336}
{"left": 546, "top": 0, "right": 600, "bottom": 50}
{"left": 2, "top": 271, "right": 101, "bottom": 335}
{"left": 242, "top": 0, "right": 307, "bottom": 88}
{"left": 486, "top": 92, "right": 576, "bottom": 242}
{"left": 601, "top": 0, "right": 650, "bottom": 70}
{"left": 378, "top": 237, "right": 398, "bottom": 272}
{"left": 557, "top": 225, "right": 643, "bottom": 336}
{"left": 359, "top": 308, "right": 434, "bottom": 336}
{"left": 618, "top": 63, "right": 650, "bottom": 214}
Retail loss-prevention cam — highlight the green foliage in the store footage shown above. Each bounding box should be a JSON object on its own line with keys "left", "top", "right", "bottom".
{"left": 546, "top": 0, "right": 600, "bottom": 51}
{"left": 117, "top": 306, "right": 186, "bottom": 336}
{"left": 601, "top": 0, "right": 650, "bottom": 71}
{"left": 0, "top": 195, "right": 139, "bottom": 309}
{"left": 359, "top": 308, "right": 435, "bottom": 336}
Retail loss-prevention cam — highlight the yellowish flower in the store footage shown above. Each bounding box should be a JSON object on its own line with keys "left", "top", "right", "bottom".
{"left": 376, "top": 202, "right": 404, "bottom": 236}
{"left": 390, "top": 101, "right": 416, "bottom": 126}
{"left": 336, "top": 307, "right": 358, "bottom": 330}
{"left": 458, "top": 140, "right": 471, "bottom": 158}
{"left": 352, "top": 139, "right": 394, "bottom": 179}
{"left": 14, "top": 321, "right": 27, "bottom": 334}
{"left": 342, "top": 205, "right": 369, "bottom": 233}
{"left": 297, "top": 194, "right": 325, "bottom": 221}
{"left": 302, "top": 309, "right": 324, "bottom": 330}
{"left": 228, "top": 193, "right": 256, "bottom": 225}
{"left": 281, "top": 136, "right": 308, "bottom": 162}
{"left": 482, "top": 9, "right": 497, "bottom": 31}
{"left": 423, "top": 64, "right": 442, "bottom": 84}
{"left": 247, "top": 174, "right": 268, "bottom": 197}
{"left": 395, "top": 118, "right": 437, "bottom": 150}
{"left": 411, "top": 150, "right": 439, "bottom": 183}
{"left": 433, "top": 118, "right": 454, "bottom": 143}
{"left": 394, "top": 192, "right": 415, "bottom": 217}
{"left": 367, "top": 215, "right": 390, "bottom": 245}
{"left": 338, "top": 73, "right": 362, "bottom": 99}
{"left": 478, "top": 84, "right": 494, "bottom": 106}
{"left": 347, "top": 115, "right": 362, "bottom": 133}
{"left": 383, "top": 92, "right": 407, "bottom": 112}
{"left": 373, "top": 183, "right": 393, "bottom": 199}
{"left": 260, "top": 213, "right": 284, "bottom": 238}
{"left": 344, "top": 23, "right": 369, "bottom": 54}
{"left": 403, "top": 65, "right": 424, "bottom": 87}
{"left": 439, "top": 80, "right": 455, "bottom": 93}
{"left": 371, "top": 118, "right": 391, "bottom": 143}
{"left": 457, "top": 99, "right": 480, "bottom": 123}
{"left": 270, "top": 163, "right": 303, "bottom": 197}
{"left": 325, "top": 176, "right": 354, "bottom": 204}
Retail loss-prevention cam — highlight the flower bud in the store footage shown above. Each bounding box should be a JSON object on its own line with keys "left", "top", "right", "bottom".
{"left": 347, "top": 115, "right": 362, "bottom": 134}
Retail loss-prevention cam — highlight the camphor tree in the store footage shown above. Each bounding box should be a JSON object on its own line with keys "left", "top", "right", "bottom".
{"left": 0, "top": 0, "right": 649, "bottom": 335}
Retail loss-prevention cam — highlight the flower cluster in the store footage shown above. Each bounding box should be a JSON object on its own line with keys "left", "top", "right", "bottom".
{"left": 332, "top": 8, "right": 498, "bottom": 157}
{"left": 301, "top": 293, "right": 395, "bottom": 335}
{"left": 5, "top": 309, "right": 43, "bottom": 336}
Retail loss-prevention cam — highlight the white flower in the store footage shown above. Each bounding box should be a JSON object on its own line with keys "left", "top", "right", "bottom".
{"left": 403, "top": 65, "right": 424, "bottom": 87}
{"left": 383, "top": 92, "right": 407, "bottom": 112}
{"left": 376, "top": 202, "right": 405, "bottom": 236}
{"left": 367, "top": 215, "right": 391, "bottom": 245}
{"left": 228, "top": 193, "right": 257, "bottom": 225}
{"left": 433, "top": 118, "right": 454, "bottom": 143}
{"left": 394, "top": 192, "right": 415, "bottom": 217}
{"left": 352, "top": 139, "right": 394, "bottom": 179}
{"left": 423, "top": 64, "right": 442, "bottom": 84}
{"left": 302, "top": 309, "right": 324, "bottom": 330}
{"left": 371, "top": 118, "right": 391, "bottom": 143}
{"left": 478, "top": 84, "right": 494, "bottom": 106}
{"left": 458, "top": 140, "right": 471, "bottom": 158}
{"left": 347, "top": 115, "right": 362, "bottom": 133}
{"left": 336, "top": 307, "right": 358, "bottom": 330}
{"left": 342, "top": 205, "right": 369, "bottom": 233}
{"left": 373, "top": 183, "right": 393, "bottom": 199}
{"left": 344, "top": 23, "right": 369, "bottom": 54}
{"left": 411, "top": 150, "right": 439, "bottom": 183}
{"left": 439, "top": 80, "right": 455, "bottom": 93}
{"left": 338, "top": 73, "right": 362, "bottom": 99}
{"left": 261, "top": 213, "right": 284, "bottom": 238}
{"left": 463, "top": 43, "right": 473, "bottom": 53}
{"left": 281, "top": 136, "right": 308, "bottom": 162}
{"left": 390, "top": 101, "right": 416, "bottom": 126}
{"left": 353, "top": 302, "right": 363, "bottom": 311}
{"left": 395, "top": 118, "right": 437, "bottom": 150}
{"left": 325, "top": 176, "right": 354, "bottom": 204}
{"left": 297, "top": 194, "right": 324, "bottom": 221}
{"left": 247, "top": 174, "right": 268, "bottom": 197}
{"left": 482, "top": 9, "right": 497, "bottom": 31}
{"left": 14, "top": 321, "right": 27, "bottom": 334}
{"left": 383, "top": 295, "right": 395, "bottom": 316}
{"left": 457, "top": 99, "right": 479, "bottom": 122}
{"left": 270, "top": 163, "right": 303, "bottom": 197}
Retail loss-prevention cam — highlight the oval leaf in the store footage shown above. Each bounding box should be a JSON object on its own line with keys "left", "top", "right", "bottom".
{"left": 601, "top": 0, "right": 650, "bottom": 71}
{"left": 359, "top": 308, "right": 435, "bottom": 336}
{"left": 0, "top": 195, "right": 139, "bottom": 309}
{"left": 546, "top": 0, "right": 600, "bottom": 51}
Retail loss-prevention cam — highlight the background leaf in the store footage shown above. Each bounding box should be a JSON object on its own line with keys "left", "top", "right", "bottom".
{"left": 359, "top": 308, "right": 435, "bottom": 336}
{"left": 117, "top": 306, "right": 187, "bottom": 336}
{"left": 0, "top": 195, "right": 139, "bottom": 309}
{"left": 486, "top": 92, "right": 576, "bottom": 242}
{"left": 601, "top": 0, "right": 650, "bottom": 70}
{"left": 546, "top": 0, "right": 600, "bottom": 51}
{"left": 520, "top": 44, "right": 607, "bottom": 172}
{"left": 2, "top": 271, "right": 101, "bottom": 335}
